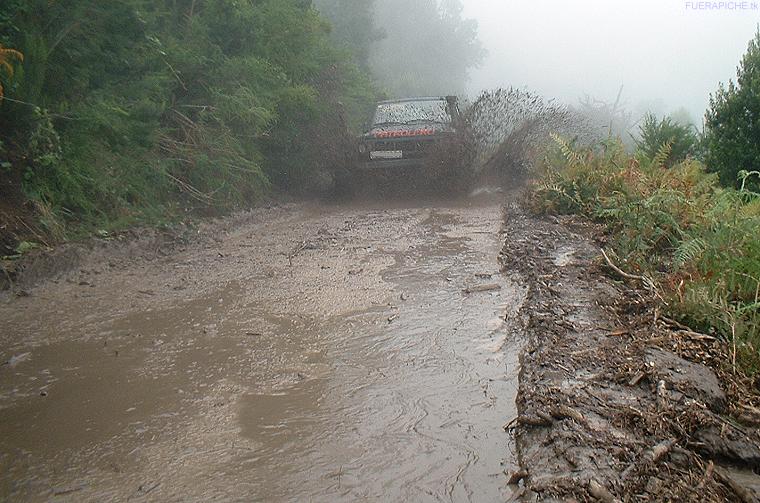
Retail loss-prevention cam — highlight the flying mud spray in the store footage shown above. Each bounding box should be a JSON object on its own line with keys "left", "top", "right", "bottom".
{"left": 322, "top": 87, "right": 595, "bottom": 201}
{"left": 465, "top": 88, "right": 594, "bottom": 189}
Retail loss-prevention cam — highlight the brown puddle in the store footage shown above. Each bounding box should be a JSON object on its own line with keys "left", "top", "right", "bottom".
{"left": 0, "top": 201, "right": 525, "bottom": 502}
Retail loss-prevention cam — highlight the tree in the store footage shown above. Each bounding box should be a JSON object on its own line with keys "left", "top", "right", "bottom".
{"left": 570, "top": 89, "right": 636, "bottom": 148}
{"left": 704, "top": 28, "right": 760, "bottom": 188}
{"left": 316, "top": 0, "right": 484, "bottom": 97}
{"left": 636, "top": 113, "right": 699, "bottom": 167}
{"left": 0, "top": 0, "right": 378, "bottom": 238}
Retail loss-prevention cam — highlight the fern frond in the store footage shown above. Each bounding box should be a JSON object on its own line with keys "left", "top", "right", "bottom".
{"left": 550, "top": 133, "right": 584, "bottom": 168}
{"left": 0, "top": 45, "right": 24, "bottom": 99}
{"left": 652, "top": 141, "right": 673, "bottom": 169}
{"left": 674, "top": 237, "right": 706, "bottom": 269}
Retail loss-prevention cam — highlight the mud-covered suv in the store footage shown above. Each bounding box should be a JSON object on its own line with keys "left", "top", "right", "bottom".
{"left": 357, "top": 96, "right": 466, "bottom": 171}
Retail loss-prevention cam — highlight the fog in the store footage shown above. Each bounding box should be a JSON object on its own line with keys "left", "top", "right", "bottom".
{"left": 461, "top": 0, "right": 759, "bottom": 124}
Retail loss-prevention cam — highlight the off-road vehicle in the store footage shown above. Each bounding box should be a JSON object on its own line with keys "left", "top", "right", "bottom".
{"left": 339, "top": 96, "right": 473, "bottom": 194}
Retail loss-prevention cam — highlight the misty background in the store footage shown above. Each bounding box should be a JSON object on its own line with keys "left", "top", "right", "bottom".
{"left": 316, "top": 0, "right": 759, "bottom": 130}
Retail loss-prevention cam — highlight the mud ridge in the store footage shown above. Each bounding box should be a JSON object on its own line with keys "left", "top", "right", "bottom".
{"left": 500, "top": 204, "right": 760, "bottom": 502}
{"left": 0, "top": 203, "right": 291, "bottom": 295}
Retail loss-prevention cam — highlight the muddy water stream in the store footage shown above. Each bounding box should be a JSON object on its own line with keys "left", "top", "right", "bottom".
{"left": 0, "top": 201, "right": 525, "bottom": 502}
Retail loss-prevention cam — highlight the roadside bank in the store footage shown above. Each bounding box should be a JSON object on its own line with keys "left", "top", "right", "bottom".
{"left": 502, "top": 204, "right": 760, "bottom": 502}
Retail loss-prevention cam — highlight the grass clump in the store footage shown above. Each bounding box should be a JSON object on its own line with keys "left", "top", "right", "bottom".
{"left": 529, "top": 134, "right": 760, "bottom": 375}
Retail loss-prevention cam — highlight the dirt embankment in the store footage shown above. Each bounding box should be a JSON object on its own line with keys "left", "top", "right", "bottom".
{"left": 501, "top": 204, "right": 760, "bottom": 502}
{"left": 0, "top": 204, "right": 292, "bottom": 294}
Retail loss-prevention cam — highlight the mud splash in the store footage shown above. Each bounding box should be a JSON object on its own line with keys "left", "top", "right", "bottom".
{"left": 0, "top": 200, "right": 525, "bottom": 502}
{"left": 466, "top": 88, "right": 593, "bottom": 182}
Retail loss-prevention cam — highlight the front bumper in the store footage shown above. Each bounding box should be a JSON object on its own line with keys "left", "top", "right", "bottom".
{"left": 359, "top": 158, "right": 425, "bottom": 170}
{"left": 358, "top": 136, "right": 444, "bottom": 170}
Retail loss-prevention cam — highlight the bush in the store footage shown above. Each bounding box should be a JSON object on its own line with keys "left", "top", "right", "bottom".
{"left": 0, "top": 0, "right": 379, "bottom": 237}
{"left": 530, "top": 136, "right": 760, "bottom": 374}
{"left": 704, "top": 29, "right": 760, "bottom": 189}
{"left": 636, "top": 113, "right": 699, "bottom": 167}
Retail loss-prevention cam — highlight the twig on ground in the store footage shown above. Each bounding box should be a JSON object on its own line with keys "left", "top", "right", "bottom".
{"left": 620, "top": 438, "right": 676, "bottom": 481}
{"left": 463, "top": 283, "right": 501, "bottom": 294}
{"left": 600, "top": 248, "right": 666, "bottom": 305}
{"left": 551, "top": 404, "right": 585, "bottom": 425}
{"left": 656, "top": 380, "right": 669, "bottom": 411}
{"left": 648, "top": 438, "right": 675, "bottom": 463}
{"left": 588, "top": 479, "right": 621, "bottom": 503}
{"left": 661, "top": 316, "right": 717, "bottom": 341}
{"left": 695, "top": 460, "right": 714, "bottom": 492}
{"left": 288, "top": 241, "right": 307, "bottom": 266}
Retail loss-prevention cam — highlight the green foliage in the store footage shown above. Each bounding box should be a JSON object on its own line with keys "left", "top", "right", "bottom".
{"left": 531, "top": 137, "right": 760, "bottom": 375}
{"left": 0, "top": 0, "right": 379, "bottom": 235}
{"left": 704, "top": 29, "right": 760, "bottom": 189}
{"left": 636, "top": 113, "right": 699, "bottom": 167}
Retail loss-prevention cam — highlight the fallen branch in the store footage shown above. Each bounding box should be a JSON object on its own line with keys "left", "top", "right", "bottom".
{"left": 661, "top": 316, "right": 716, "bottom": 341}
{"left": 510, "top": 414, "right": 553, "bottom": 428}
{"left": 288, "top": 241, "right": 307, "bottom": 266}
{"left": 53, "top": 485, "right": 86, "bottom": 496}
{"left": 551, "top": 404, "right": 585, "bottom": 425}
{"left": 620, "top": 438, "right": 676, "bottom": 480}
{"left": 695, "top": 460, "right": 714, "bottom": 492}
{"left": 656, "top": 380, "right": 669, "bottom": 411}
{"left": 600, "top": 248, "right": 666, "bottom": 304}
{"left": 714, "top": 467, "right": 757, "bottom": 503}
{"left": 507, "top": 469, "right": 528, "bottom": 485}
{"left": 648, "top": 438, "right": 675, "bottom": 463}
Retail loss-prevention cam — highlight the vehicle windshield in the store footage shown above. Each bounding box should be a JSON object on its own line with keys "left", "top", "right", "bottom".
{"left": 373, "top": 99, "right": 451, "bottom": 126}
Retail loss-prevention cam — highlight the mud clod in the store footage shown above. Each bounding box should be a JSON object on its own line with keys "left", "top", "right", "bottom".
{"left": 645, "top": 348, "right": 726, "bottom": 412}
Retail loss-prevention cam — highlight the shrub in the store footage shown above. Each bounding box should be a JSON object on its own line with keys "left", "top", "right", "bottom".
{"left": 0, "top": 0, "right": 379, "bottom": 237}
{"left": 530, "top": 136, "right": 760, "bottom": 374}
{"left": 704, "top": 29, "right": 760, "bottom": 189}
{"left": 636, "top": 113, "right": 699, "bottom": 167}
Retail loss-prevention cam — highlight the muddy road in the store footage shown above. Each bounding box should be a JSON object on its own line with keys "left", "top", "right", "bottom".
{"left": 0, "top": 199, "right": 525, "bottom": 502}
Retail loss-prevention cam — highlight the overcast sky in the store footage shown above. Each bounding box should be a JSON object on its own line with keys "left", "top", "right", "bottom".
{"left": 461, "top": 0, "right": 759, "bottom": 123}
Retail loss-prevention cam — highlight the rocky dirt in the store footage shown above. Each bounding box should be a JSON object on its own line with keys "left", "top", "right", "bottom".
{"left": 500, "top": 204, "right": 760, "bottom": 503}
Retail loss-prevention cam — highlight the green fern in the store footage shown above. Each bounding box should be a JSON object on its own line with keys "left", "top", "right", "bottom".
{"left": 551, "top": 133, "right": 585, "bottom": 168}
{"left": 651, "top": 141, "right": 673, "bottom": 170}
{"left": 674, "top": 237, "right": 706, "bottom": 269}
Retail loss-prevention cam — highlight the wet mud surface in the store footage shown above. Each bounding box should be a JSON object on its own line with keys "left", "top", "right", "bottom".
{"left": 501, "top": 206, "right": 760, "bottom": 503}
{"left": 0, "top": 199, "right": 525, "bottom": 502}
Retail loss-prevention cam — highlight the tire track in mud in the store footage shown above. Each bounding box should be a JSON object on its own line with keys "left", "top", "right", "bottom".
{"left": 0, "top": 199, "right": 526, "bottom": 502}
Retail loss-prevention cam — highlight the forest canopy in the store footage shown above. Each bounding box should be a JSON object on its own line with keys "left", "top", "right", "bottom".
{"left": 0, "top": 0, "right": 383, "bottom": 239}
